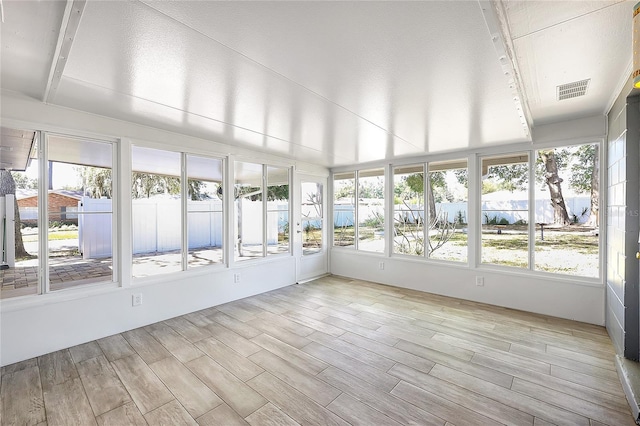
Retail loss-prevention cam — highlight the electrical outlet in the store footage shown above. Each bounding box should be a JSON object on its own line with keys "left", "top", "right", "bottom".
{"left": 475, "top": 276, "right": 484, "bottom": 286}
{"left": 234, "top": 273, "right": 241, "bottom": 283}
{"left": 132, "top": 293, "right": 143, "bottom": 306}
{"left": 379, "top": 262, "right": 384, "bottom": 270}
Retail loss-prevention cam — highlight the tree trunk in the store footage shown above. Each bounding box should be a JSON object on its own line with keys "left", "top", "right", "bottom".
{"left": 0, "top": 170, "right": 30, "bottom": 258}
{"left": 588, "top": 144, "right": 599, "bottom": 228}
{"left": 426, "top": 173, "right": 436, "bottom": 223}
{"left": 539, "top": 150, "right": 571, "bottom": 226}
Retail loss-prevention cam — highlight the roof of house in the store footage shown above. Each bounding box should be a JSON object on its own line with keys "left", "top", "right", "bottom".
{"left": 16, "top": 189, "right": 83, "bottom": 201}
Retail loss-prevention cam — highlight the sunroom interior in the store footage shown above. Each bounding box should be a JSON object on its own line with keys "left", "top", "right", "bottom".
{"left": 1, "top": 0, "right": 640, "bottom": 424}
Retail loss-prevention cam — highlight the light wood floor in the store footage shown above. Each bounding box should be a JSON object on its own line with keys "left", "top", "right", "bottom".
{"left": 0, "top": 275, "right": 632, "bottom": 426}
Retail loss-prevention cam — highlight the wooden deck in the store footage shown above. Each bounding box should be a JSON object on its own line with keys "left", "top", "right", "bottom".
{"left": 0, "top": 275, "right": 631, "bottom": 425}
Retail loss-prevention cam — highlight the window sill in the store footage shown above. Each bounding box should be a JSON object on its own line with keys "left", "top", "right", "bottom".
{"left": 0, "top": 281, "right": 121, "bottom": 313}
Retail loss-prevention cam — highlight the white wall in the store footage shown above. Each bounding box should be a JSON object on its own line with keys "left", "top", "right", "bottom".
{"left": 331, "top": 250, "right": 604, "bottom": 324}
{"left": 1, "top": 258, "right": 295, "bottom": 366}
{"left": 532, "top": 115, "right": 607, "bottom": 145}
{"left": 0, "top": 90, "right": 607, "bottom": 365}
{"left": 0, "top": 91, "right": 319, "bottom": 366}
{"left": 329, "top": 115, "right": 608, "bottom": 326}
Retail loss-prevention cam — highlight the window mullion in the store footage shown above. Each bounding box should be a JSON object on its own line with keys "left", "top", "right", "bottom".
{"left": 528, "top": 150, "right": 535, "bottom": 270}
{"left": 39, "top": 131, "right": 48, "bottom": 294}
{"left": 227, "top": 155, "right": 235, "bottom": 268}
{"left": 181, "top": 153, "right": 188, "bottom": 271}
{"left": 385, "top": 164, "right": 393, "bottom": 257}
{"left": 467, "top": 154, "right": 478, "bottom": 267}
{"left": 263, "top": 164, "right": 268, "bottom": 257}
{"left": 354, "top": 171, "right": 359, "bottom": 250}
{"left": 423, "top": 163, "right": 428, "bottom": 259}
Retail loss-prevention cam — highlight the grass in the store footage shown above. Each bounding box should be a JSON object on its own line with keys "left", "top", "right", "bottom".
{"left": 481, "top": 232, "right": 598, "bottom": 255}
{"left": 22, "top": 230, "right": 79, "bottom": 242}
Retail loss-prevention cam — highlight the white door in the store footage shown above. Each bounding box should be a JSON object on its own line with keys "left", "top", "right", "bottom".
{"left": 294, "top": 174, "right": 328, "bottom": 282}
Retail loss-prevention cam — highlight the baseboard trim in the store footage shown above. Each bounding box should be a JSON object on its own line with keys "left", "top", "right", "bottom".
{"left": 296, "top": 273, "right": 331, "bottom": 285}
{"left": 616, "top": 355, "right": 640, "bottom": 425}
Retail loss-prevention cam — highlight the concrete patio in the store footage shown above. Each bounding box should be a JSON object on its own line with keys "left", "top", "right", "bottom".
{"left": 0, "top": 246, "right": 225, "bottom": 299}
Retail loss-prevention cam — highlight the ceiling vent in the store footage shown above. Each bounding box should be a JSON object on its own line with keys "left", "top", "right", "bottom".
{"left": 557, "top": 79, "right": 590, "bottom": 101}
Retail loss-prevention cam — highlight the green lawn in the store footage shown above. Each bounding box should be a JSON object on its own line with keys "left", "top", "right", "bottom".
{"left": 22, "top": 230, "right": 79, "bottom": 242}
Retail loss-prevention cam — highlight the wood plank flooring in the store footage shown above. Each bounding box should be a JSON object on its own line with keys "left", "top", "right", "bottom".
{"left": 0, "top": 275, "right": 632, "bottom": 426}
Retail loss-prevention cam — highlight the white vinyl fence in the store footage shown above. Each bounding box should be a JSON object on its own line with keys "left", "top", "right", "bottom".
{"left": 335, "top": 195, "right": 593, "bottom": 227}
{"left": 1, "top": 195, "right": 15, "bottom": 267}
{"left": 237, "top": 199, "right": 288, "bottom": 245}
{"left": 79, "top": 198, "right": 224, "bottom": 259}
{"left": 79, "top": 198, "right": 290, "bottom": 259}
{"left": 78, "top": 198, "right": 112, "bottom": 259}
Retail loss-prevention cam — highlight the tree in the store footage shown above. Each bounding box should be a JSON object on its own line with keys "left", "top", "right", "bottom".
{"left": 267, "top": 185, "right": 289, "bottom": 201}
{"left": 405, "top": 172, "right": 448, "bottom": 222}
{"left": 0, "top": 171, "right": 30, "bottom": 258}
{"left": 538, "top": 150, "right": 571, "bottom": 225}
{"left": 11, "top": 172, "right": 37, "bottom": 190}
{"left": 80, "top": 167, "right": 112, "bottom": 198}
{"left": 484, "top": 164, "right": 528, "bottom": 193}
{"left": 187, "top": 179, "right": 205, "bottom": 201}
{"left": 131, "top": 173, "right": 182, "bottom": 199}
{"left": 569, "top": 144, "right": 599, "bottom": 227}
{"left": 334, "top": 181, "right": 354, "bottom": 200}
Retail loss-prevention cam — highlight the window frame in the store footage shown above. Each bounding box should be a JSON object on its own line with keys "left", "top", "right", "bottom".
{"left": 356, "top": 168, "right": 386, "bottom": 254}
{"left": 232, "top": 159, "right": 292, "bottom": 264}
{"left": 475, "top": 143, "right": 602, "bottom": 282}
{"left": 184, "top": 153, "right": 226, "bottom": 270}
{"left": 39, "top": 131, "right": 120, "bottom": 294}
{"left": 330, "top": 141, "right": 602, "bottom": 284}
{"left": 478, "top": 152, "right": 531, "bottom": 270}
{"left": 426, "top": 159, "right": 469, "bottom": 264}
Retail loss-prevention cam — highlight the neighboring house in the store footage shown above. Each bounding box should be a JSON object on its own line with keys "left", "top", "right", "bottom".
{"left": 16, "top": 189, "right": 82, "bottom": 222}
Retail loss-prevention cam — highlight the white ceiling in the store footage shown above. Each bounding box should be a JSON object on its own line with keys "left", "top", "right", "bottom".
{"left": 0, "top": 1, "right": 632, "bottom": 168}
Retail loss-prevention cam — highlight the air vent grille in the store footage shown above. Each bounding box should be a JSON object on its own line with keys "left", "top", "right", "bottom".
{"left": 557, "top": 79, "right": 590, "bottom": 101}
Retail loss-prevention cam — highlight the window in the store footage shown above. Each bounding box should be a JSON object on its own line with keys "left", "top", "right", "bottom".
{"left": 48, "top": 135, "right": 115, "bottom": 290}
{"left": 333, "top": 172, "right": 355, "bottom": 248}
{"left": 534, "top": 143, "right": 599, "bottom": 278}
{"left": 131, "top": 146, "right": 182, "bottom": 277}
{"left": 393, "top": 165, "right": 425, "bottom": 256}
{"left": 392, "top": 160, "right": 468, "bottom": 262}
{"left": 2, "top": 131, "right": 117, "bottom": 298}
{"left": 332, "top": 170, "right": 384, "bottom": 252}
{"left": 428, "top": 160, "right": 468, "bottom": 263}
{"left": 187, "top": 155, "right": 223, "bottom": 268}
{"left": 235, "top": 161, "right": 290, "bottom": 261}
{"left": 301, "top": 181, "right": 323, "bottom": 255}
{"left": 357, "top": 168, "right": 385, "bottom": 253}
{"left": 481, "top": 153, "right": 529, "bottom": 269}
{"left": 1, "top": 128, "right": 40, "bottom": 299}
{"left": 235, "top": 162, "right": 264, "bottom": 261}
{"left": 267, "top": 166, "right": 289, "bottom": 255}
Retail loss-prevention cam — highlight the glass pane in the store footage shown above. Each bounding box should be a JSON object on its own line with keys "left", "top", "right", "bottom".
{"left": 534, "top": 144, "right": 599, "bottom": 277}
{"left": 302, "top": 181, "right": 323, "bottom": 255}
{"left": 393, "top": 165, "right": 425, "bottom": 256}
{"left": 481, "top": 153, "right": 529, "bottom": 269}
{"left": 267, "top": 166, "right": 289, "bottom": 255}
{"left": 1, "top": 128, "right": 39, "bottom": 299}
{"left": 333, "top": 172, "right": 355, "bottom": 248}
{"left": 187, "top": 155, "right": 223, "bottom": 268}
{"left": 358, "top": 168, "right": 385, "bottom": 253}
{"left": 428, "top": 160, "right": 468, "bottom": 263}
{"left": 235, "top": 162, "right": 264, "bottom": 261}
{"left": 48, "top": 137, "right": 114, "bottom": 290}
{"left": 132, "top": 147, "right": 182, "bottom": 277}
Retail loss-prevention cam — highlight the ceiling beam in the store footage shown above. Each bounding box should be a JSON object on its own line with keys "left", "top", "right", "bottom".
{"left": 43, "top": 0, "right": 86, "bottom": 104}
{"left": 478, "top": 0, "right": 533, "bottom": 140}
